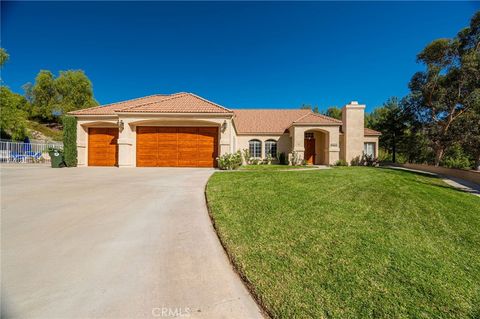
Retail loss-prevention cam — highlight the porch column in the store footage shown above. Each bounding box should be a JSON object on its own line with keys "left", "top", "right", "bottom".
{"left": 117, "top": 119, "right": 134, "bottom": 167}
{"left": 327, "top": 127, "right": 340, "bottom": 165}
{"left": 292, "top": 126, "right": 306, "bottom": 162}
{"left": 76, "top": 122, "right": 87, "bottom": 167}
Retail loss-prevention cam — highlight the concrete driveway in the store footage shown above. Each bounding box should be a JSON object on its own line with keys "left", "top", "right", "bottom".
{"left": 1, "top": 166, "right": 263, "bottom": 319}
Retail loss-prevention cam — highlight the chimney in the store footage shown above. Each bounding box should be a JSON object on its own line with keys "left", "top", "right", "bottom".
{"left": 342, "top": 101, "right": 365, "bottom": 164}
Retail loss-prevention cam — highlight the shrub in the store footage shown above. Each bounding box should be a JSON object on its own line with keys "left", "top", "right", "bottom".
{"left": 62, "top": 115, "right": 77, "bottom": 167}
{"left": 290, "top": 151, "right": 302, "bottom": 166}
{"left": 362, "top": 154, "right": 379, "bottom": 166}
{"left": 350, "top": 156, "right": 361, "bottom": 166}
{"left": 265, "top": 154, "right": 274, "bottom": 165}
{"left": 278, "top": 152, "right": 287, "bottom": 165}
{"left": 350, "top": 154, "right": 379, "bottom": 167}
{"left": 334, "top": 159, "right": 348, "bottom": 166}
{"left": 249, "top": 158, "right": 261, "bottom": 165}
{"left": 441, "top": 145, "right": 473, "bottom": 170}
{"left": 441, "top": 157, "right": 472, "bottom": 170}
{"left": 217, "top": 151, "right": 242, "bottom": 170}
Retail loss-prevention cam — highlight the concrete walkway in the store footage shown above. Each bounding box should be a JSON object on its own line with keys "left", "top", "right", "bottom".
{"left": 1, "top": 167, "right": 263, "bottom": 319}
{"left": 386, "top": 166, "right": 480, "bottom": 197}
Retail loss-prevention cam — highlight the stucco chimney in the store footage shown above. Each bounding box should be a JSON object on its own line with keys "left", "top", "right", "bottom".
{"left": 342, "top": 101, "right": 365, "bottom": 164}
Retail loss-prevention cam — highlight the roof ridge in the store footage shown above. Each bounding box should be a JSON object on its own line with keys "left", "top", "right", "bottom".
{"left": 234, "top": 109, "right": 310, "bottom": 111}
{"left": 98, "top": 94, "right": 170, "bottom": 110}
{"left": 117, "top": 93, "right": 187, "bottom": 111}
{"left": 293, "top": 111, "right": 342, "bottom": 123}
{"left": 293, "top": 111, "right": 314, "bottom": 122}
{"left": 186, "top": 92, "right": 232, "bottom": 112}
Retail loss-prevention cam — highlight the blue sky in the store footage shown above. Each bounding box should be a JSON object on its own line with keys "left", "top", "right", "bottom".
{"left": 1, "top": 2, "right": 478, "bottom": 112}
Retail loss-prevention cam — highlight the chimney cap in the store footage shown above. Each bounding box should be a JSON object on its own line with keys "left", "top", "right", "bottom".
{"left": 350, "top": 101, "right": 359, "bottom": 105}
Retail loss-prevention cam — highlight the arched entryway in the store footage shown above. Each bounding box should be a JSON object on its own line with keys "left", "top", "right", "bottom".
{"left": 304, "top": 129, "right": 330, "bottom": 165}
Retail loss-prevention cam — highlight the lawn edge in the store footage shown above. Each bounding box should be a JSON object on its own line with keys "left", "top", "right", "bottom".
{"left": 204, "top": 175, "right": 274, "bottom": 319}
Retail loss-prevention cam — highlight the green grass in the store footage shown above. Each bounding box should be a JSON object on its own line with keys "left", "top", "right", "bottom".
{"left": 27, "top": 121, "right": 63, "bottom": 141}
{"left": 206, "top": 167, "right": 480, "bottom": 319}
{"left": 240, "top": 164, "right": 308, "bottom": 171}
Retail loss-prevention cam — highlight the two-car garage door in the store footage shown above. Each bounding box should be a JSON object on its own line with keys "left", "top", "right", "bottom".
{"left": 136, "top": 126, "right": 218, "bottom": 167}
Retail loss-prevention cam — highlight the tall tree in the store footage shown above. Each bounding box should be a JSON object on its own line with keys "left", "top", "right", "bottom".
{"left": 367, "top": 97, "right": 411, "bottom": 163}
{"left": 55, "top": 70, "right": 98, "bottom": 114}
{"left": 408, "top": 11, "right": 480, "bottom": 166}
{"left": 30, "top": 70, "right": 98, "bottom": 121}
{"left": 0, "top": 48, "right": 28, "bottom": 140}
{"left": 0, "top": 87, "right": 29, "bottom": 140}
{"left": 323, "top": 106, "right": 342, "bottom": 120}
{"left": 31, "top": 70, "right": 57, "bottom": 120}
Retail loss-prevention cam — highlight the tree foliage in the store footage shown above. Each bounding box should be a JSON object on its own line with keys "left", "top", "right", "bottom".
{"left": 323, "top": 106, "right": 342, "bottom": 120}
{"left": 0, "top": 48, "right": 9, "bottom": 67}
{"left": 29, "top": 70, "right": 98, "bottom": 121}
{"left": 0, "top": 87, "right": 29, "bottom": 140}
{"left": 408, "top": 11, "right": 480, "bottom": 165}
{"left": 62, "top": 116, "right": 78, "bottom": 167}
{"left": 366, "top": 98, "right": 413, "bottom": 163}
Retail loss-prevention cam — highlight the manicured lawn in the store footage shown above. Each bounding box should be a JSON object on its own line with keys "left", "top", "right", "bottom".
{"left": 240, "top": 164, "right": 308, "bottom": 171}
{"left": 206, "top": 167, "right": 480, "bottom": 319}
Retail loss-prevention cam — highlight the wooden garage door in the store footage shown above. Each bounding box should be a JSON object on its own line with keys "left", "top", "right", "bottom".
{"left": 88, "top": 128, "right": 118, "bottom": 166}
{"left": 136, "top": 126, "right": 218, "bottom": 167}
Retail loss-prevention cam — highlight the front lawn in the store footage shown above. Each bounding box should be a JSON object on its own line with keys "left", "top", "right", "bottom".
{"left": 239, "top": 164, "right": 308, "bottom": 171}
{"left": 206, "top": 167, "right": 480, "bottom": 319}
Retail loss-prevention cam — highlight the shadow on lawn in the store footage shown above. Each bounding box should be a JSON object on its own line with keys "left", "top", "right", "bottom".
{"left": 379, "top": 167, "right": 480, "bottom": 197}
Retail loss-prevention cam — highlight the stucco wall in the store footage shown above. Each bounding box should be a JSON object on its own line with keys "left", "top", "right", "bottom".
{"left": 76, "top": 117, "right": 118, "bottom": 167}
{"left": 342, "top": 102, "right": 365, "bottom": 163}
{"left": 364, "top": 136, "right": 379, "bottom": 158}
{"left": 235, "top": 133, "right": 291, "bottom": 158}
{"left": 76, "top": 114, "right": 233, "bottom": 167}
{"left": 292, "top": 125, "right": 340, "bottom": 165}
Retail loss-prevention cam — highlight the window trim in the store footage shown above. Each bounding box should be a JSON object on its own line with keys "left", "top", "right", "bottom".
{"left": 264, "top": 139, "right": 278, "bottom": 159}
{"left": 364, "top": 142, "right": 375, "bottom": 157}
{"left": 249, "top": 139, "right": 262, "bottom": 158}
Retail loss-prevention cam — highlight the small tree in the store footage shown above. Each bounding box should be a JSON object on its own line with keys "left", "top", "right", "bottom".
{"left": 62, "top": 116, "right": 77, "bottom": 167}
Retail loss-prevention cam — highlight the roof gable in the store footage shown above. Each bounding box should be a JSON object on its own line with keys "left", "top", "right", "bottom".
{"left": 233, "top": 109, "right": 341, "bottom": 134}
{"left": 69, "top": 93, "right": 232, "bottom": 115}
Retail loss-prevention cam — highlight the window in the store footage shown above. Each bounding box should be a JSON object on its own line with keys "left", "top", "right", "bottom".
{"left": 364, "top": 142, "right": 375, "bottom": 157}
{"left": 249, "top": 140, "right": 262, "bottom": 158}
{"left": 305, "top": 132, "right": 314, "bottom": 139}
{"left": 265, "top": 140, "right": 277, "bottom": 158}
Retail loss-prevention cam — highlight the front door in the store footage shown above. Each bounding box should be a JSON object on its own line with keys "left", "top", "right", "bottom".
{"left": 304, "top": 138, "right": 315, "bottom": 165}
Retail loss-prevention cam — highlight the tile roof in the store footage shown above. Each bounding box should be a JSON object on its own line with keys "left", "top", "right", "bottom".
{"left": 69, "top": 93, "right": 232, "bottom": 115}
{"left": 233, "top": 109, "right": 341, "bottom": 134}
{"left": 364, "top": 128, "right": 382, "bottom": 136}
{"left": 293, "top": 112, "right": 343, "bottom": 124}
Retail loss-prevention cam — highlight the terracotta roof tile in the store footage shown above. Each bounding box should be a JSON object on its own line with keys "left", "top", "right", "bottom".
{"left": 364, "top": 128, "right": 382, "bottom": 136}
{"left": 69, "top": 93, "right": 231, "bottom": 115}
{"left": 293, "top": 112, "right": 342, "bottom": 124}
{"left": 233, "top": 109, "right": 341, "bottom": 134}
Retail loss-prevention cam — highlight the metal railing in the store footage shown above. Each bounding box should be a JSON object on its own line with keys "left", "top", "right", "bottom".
{"left": 0, "top": 140, "right": 63, "bottom": 164}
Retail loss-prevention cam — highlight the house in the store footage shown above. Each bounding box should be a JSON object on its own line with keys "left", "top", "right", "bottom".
{"left": 69, "top": 92, "right": 380, "bottom": 167}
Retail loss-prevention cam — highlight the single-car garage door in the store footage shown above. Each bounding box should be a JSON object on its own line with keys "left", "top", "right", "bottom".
{"left": 136, "top": 126, "right": 218, "bottom": 167}
{"left": 88, "top": 128, "right": 119, "bottom": 166}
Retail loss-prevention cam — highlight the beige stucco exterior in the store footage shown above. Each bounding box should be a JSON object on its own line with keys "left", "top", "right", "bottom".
{"left": 74, "top": 100, "right": 379, "bottom": 167}
{"left": 76, "top": 113, "right": 234, "bottom": 167}
{"left": 342, "top": 101, "right": 366, "bottom": 163}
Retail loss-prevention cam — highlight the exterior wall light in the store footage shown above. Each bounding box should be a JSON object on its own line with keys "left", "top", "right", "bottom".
{"left": 118, "top": 119, "right": 125, "bottom": 131}
{"left": 221, "top": 120, "right": 227, "bottom": 132}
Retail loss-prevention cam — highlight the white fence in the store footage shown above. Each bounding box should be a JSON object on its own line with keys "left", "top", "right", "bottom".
{"left": 0, "top": 140, "right": 63, "bottom": 164}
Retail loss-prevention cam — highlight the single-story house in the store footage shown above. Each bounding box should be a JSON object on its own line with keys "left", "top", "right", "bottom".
{"left": 69, "top": 92, "right": 380, "bottom": 167}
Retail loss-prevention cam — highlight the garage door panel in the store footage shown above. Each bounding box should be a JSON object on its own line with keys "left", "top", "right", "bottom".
{"left": 88, "top": 128, "right": 118, "bottom": 166}
{"left": 136, "top": 126, "right": 218, "bottom": 167}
